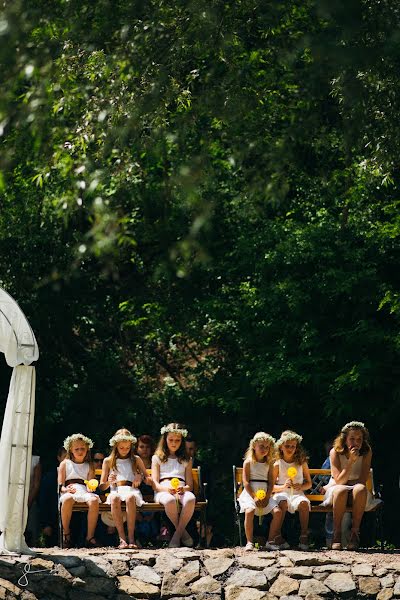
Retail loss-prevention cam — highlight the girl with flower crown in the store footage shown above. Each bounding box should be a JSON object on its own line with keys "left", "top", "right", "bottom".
{"left": 99, "top": 428, "right": 152, "bottom": 549}
{"left": 272, "top": 430, "right": 311, "bottom": 551}
{"left": 151, "top": 422, "right": 196, "bottom": 548}
{"left": 321, "top": 421, "right": 381, "bottom": 550}
{"left": 58, "top": 433, "right": 100, "bottom": 548}
{"left": 239, "top": 432, "right": 282, "bottom": 551}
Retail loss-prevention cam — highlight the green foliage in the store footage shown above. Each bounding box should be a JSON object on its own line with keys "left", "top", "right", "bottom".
{"left": 1, "top": 0, "right": 400, "bottom": 542}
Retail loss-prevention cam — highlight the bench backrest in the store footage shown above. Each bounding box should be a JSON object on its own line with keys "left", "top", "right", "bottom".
{"left": 95, "top": 467, "right": 203, "bottom": 500}
{"left": 233, "top": 466, "right": 375, "bottom": 505}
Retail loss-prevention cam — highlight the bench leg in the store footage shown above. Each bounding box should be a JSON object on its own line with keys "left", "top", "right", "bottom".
{"left": 58, "top": 505, "right": 63, "bottom": 549}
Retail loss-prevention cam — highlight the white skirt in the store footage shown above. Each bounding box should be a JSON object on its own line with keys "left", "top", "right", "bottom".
{"left": 106, "top": 485, "right": 144, "bottom": 507}
{"left": 238, "top": 488, "right": 277, "bottom": 515}
{"left": 321, "top": 484, "right": 382, "bottom": 511}
{"left": 60, "top": 484, "right": 100, "bottom": 504}
{"left": 273, "top": 490, "right": 311, "bottom": 514}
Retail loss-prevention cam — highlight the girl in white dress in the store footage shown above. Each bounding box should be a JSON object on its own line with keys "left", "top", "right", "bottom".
{"left": 100, "top": 428, "right": 151, "bottom": 549}
{"left": 239, "top": 432, "right": 282, "bottom": 551}
{"left": 321, "top": 421, "right": 381, "bottom": 550}
{"left": 58, "top": 433, "right": 100, "bottom": 548}
{"left": 152, "top": 422, "right": 195, "bottom": 548}
{"left": 272, "top": 430, "right": 311, "bottom": 550}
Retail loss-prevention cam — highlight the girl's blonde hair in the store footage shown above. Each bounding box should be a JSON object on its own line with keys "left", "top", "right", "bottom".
{"left": 244, "top": 432, "right": 276, "bottom": 465}
{"left": 66, "top": 437, "right": 92, "bottom": 464}
{"left": 277, "top": 430, "right": 309, "bottom": 465}
{"left": 156, "top": 422, "right": 189, "bottom": 463}
{"left": 109, "top": 428, "right": 138, "bottom": 472}
{"left": 333, "top": 422, "right": 371, "bottom": 456}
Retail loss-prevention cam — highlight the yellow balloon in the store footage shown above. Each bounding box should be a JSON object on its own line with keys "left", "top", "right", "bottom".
{"left": 85, "top": 478, "right": 99, "bottom": 491}
{"left": 170, "top": 477, "right": 180, "bottom": 489}
{"left": 287, "top": 467, "right": 297, "bottom": 479}
{"left": 255, "top": 488, "right": 267, "bottom": 500}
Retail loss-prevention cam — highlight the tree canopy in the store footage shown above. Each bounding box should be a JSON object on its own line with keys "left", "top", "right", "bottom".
{"left": 1, "top": 0, "right": 400, "bottom": 543}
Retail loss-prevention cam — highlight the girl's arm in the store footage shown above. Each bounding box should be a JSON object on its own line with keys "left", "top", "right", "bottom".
{"left": 151, "top": 455, "right": 170, "bottom": 493}
{"left": 88, "top": 463, "right": 96, "bottom": 480}
{"left": 293, "top": 463, "right": 312, "bottom": 491}
{"left": 99, "top": 457, "right": 111, "bottom": 490}
{"left": 271, "top": 463, "right": 281, "bottom": 493}
{"left": 330, "top": 448, "right": 356, "bottom": 485}
{"left": 242, "top": 460, "right": 254, "bottom": 497}
{"left": 182, "top": 462, "right": 193, "bottom": 493}
{"left": 58, "top": 460, "right": 66, "bottom": 488}
{"left": 135, "top": 456, "right": 152, "bottom": 487}
{"left": 58, "top": 460, "right": 75, "bottom": 494}
{"left": 272, "top": 462, "right": 292, "bottom": 493}
{"left": 358, "top": 450, "right": 372, "bottom": 485}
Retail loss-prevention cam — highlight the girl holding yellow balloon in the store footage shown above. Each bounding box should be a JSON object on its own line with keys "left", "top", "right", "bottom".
{"left": 100, "top": 428, "right": 151, "bottom": 549}
{"left": 238, "top": 432, "right": 283, "bottom": 551}
{"left": 152, "top": 422, "right": 196, "bottom": 548}
{"left": 272, "top": 430, "right": 311, "bottom": 550}
{"left": 58, "top": 433, "right": 100, "bottom": 548}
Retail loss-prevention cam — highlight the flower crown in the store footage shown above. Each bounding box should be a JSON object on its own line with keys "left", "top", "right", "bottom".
{"left": 276, "top": 431, "right": 303, "bottom": 446}
{"left": 341, "top": 421, "right": 365, "bottom": 433}
{"left": 109, "top": 433, "right": 137, "bottom": 447}
{"left": 160, "top": 424, "right": 188, "bottom": 437}
{"left": 251, "top": 432, "right": 275, "bottom": 446}
{"left": 63, "top": 433, "right": 93, "bottom": 452}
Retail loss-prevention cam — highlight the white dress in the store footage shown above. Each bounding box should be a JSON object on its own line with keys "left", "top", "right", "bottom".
{"left": 106, "top": 458, "right": 144, "bottom": 506}
{"left": 152, "top": 455, "right": 193, "bottom": 503}
{"left": 321, "top": 454, "right": 382, "bottom": 511}
{"left": 238, "top": 461, "right": 277, "bottom": 515}
{"left": 60, "top": 459, "right": 100, "bottom": 504}
{"left": 272, "top": 459, "right": 311, "bottom": 514}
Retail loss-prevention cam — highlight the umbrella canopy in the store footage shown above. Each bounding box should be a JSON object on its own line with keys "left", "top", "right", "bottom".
{"left": 0, "top": 287, "right": 39, "bottom": 367}
{"left": 0, "top": 286, "right": 39, "bottom": 553}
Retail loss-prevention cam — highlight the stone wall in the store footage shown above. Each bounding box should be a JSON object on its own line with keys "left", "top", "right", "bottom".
{"left": 0, "top": 547, "right": 399, "bottom": 600}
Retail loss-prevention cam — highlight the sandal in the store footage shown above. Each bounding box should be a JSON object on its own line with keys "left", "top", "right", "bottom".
{"left": 332, "top": 531, "right": 341, "bottom": 551}
{"left": 85, "top": 537, "right": 98, "bottom": 548}
{"left": 299, "top": 534, "right": 309, "bottom": 551}
{"left": 117, "top": 540, "right": 129, "bottom": 549}
{"left": 63, "top": 532, "right": 72, "bottom": 549}
{"left": 347, "top": 529, "right": 360, "bottom": 551}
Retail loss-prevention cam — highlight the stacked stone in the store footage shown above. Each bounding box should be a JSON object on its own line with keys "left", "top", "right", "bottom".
{"left": 0, "top": 548, "right": 399, "bottom": 600}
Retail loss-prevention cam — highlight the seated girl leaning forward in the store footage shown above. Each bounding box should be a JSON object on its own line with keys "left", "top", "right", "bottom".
{"left": 100, "top": 428, "right": 152, "bottom": 549}
{"left": 272, "top": 430, "right": 311, "bottom": 550}
{"left": 151, "top": 422, "right": 196, "bottom": 548}
{"left": 238, "top": 432, "right": 282, "bottom": 551}
{"left": 58, "top": 433, "right": 100, "bottom": 548}
{"left": 321, "top": 421, "right": 381, "bottom": 550}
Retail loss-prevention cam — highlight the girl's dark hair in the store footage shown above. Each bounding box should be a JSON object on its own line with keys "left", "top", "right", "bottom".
{"left": 137, "top": 434, "right": 156, "bottom": 455}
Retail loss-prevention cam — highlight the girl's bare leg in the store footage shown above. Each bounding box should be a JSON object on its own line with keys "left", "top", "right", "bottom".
{"left": 268, "top": 506, "right": 282, "bottom": 542}
{"left": 244, "top": 509, "right": 255, "bottom": 543}
{"left": 125, "top": 495, "right": 137, "bottom": 545}
{"left": 111, "top": 496, "right": 127, "bottom": 545}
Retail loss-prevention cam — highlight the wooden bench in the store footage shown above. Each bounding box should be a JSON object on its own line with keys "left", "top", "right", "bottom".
{"left": 59, "top": 467, "right": 208, "bottom": 548}
{"left": 233, "top": 466, "right": 383, "bottom": 548}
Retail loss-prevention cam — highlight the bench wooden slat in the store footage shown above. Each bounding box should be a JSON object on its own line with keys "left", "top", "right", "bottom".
{"left": 233, "top": 467, "right": 378, "bottom": 508}
{"left": 60, "top": 466, "right": 208, "bottom": 547}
